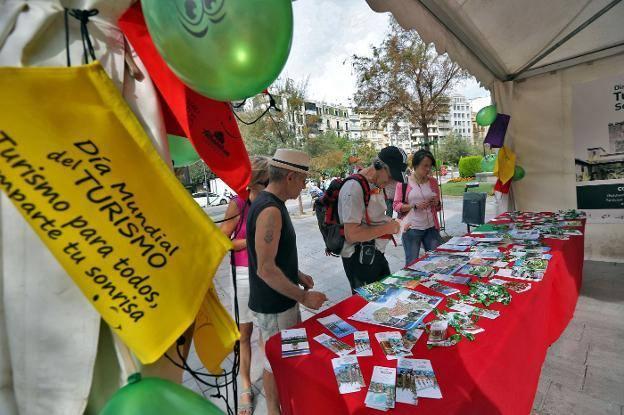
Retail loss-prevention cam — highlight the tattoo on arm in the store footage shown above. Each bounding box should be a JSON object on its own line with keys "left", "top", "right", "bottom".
{"left": 264, "top": 211, "right": 276, "bottom": 243}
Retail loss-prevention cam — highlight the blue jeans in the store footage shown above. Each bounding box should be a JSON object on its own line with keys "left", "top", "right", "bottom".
{"left": 402, "top": 227, "right": 443, "bottom": 266}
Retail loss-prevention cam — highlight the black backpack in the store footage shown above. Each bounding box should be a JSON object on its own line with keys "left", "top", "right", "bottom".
{"left": 313, "top": 174, "right": 372, "bottom": 256}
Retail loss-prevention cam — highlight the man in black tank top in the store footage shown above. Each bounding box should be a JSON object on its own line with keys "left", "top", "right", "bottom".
{"left": 247, "top": 149, "right": 327, "bottom": 415}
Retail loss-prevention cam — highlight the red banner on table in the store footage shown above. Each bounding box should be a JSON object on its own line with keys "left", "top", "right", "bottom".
{"left": 119, "top": 4, "right": 250, "bottom": 199}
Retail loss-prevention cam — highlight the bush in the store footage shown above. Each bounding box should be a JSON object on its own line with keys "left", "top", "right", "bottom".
{"left": 459, "top": 156, "right": 483, "bottom": 178}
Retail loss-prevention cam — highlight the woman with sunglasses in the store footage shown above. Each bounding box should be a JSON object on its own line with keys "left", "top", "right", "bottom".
{"left": 220, "top": 156, "right": 270, "bottom": 415}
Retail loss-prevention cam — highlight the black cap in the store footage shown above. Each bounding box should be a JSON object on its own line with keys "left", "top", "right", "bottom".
{"left": 378, "top": 146, "right": 408, "bottom": 183}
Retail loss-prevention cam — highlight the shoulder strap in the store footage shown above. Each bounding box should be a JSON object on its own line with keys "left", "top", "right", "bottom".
{"left": 401, "top": 182, "right": 408, "bottom": 204}
{"left": 233, "top": 197, "right": 249, "bottom": 238}
{"left": 345, "top": 174, "right": 372, "bottom": 225}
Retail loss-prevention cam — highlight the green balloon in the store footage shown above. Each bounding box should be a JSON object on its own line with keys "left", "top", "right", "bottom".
{"left": 142, "top": 0, "right": 293, "bottom": 101}
{"left": 512, "top": 165, "right": 526, "bottom": 181}
{"left": 476, "top": 105, "right": 497, "bottom": 126}
{"left": 100, "top": 374, "right": 224, "bottom": 415}
{"left": 168, "top": 135, "right": 200, "bottom": 167}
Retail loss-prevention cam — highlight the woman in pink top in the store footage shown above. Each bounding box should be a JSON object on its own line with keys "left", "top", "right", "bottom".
{"left": 393, "top": 149, "right": 442, "bottom": 266}
{"left": 220, "top": 156, "right": 269, "bottom": 415}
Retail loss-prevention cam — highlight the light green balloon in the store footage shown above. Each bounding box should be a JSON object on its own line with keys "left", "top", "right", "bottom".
{"left": 142, "top": 0, "right": 293, "bottom": 101}
{"left": 476, "top": 105, "right": 497, "bottom": 126}
{"left": 100, "top": 374, "right": 224, "bottom": 415}
{"left": 168, "top": 135, "right": 200, "bottom": 167}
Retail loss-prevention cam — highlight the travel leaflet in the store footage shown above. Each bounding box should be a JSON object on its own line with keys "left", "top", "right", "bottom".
{"left": 313, "top": 333, "right": 354, "bottom": 356}
{"left": 331, "top": 355, "right": 366, "bottom": 394}
{"left": 317, "top": 313, "right": 357, "bottom": 338}
{"left": 365, "top": 366, "right": 397, "bottom": 411}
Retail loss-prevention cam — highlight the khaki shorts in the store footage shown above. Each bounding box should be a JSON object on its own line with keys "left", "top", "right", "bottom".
{"left": 252, "top": 304, "right": 301, "bottom": 372}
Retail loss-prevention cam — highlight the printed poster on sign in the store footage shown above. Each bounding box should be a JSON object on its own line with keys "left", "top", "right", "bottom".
{"left": 572, "top": 74, "right": 624, "bottom": 223}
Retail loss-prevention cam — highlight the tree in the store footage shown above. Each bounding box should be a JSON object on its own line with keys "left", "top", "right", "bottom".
{"left": 237, "top": 77, "right": 308, "bottom": 156}
{"left": 435, "top": 132, "right": 479, "bottom": 166}
{"left": 352, "top": 18, "right": 468, "bottom": 149}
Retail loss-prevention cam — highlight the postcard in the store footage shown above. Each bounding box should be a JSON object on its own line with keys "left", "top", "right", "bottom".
{"left": 375, "top": 331, "right": 412, "bottom": 359}
{"left": 281, "top": 328, "right": 311, "bottom": 358}
{"left": 431, "top": 273, "right": 471, "bottom": 284}
{"left": 402, "top": 328, "right": 425, "bottom": 351}
{"left": 398, "top": 358, "right": 442, "bottom": 399}
{"left": 331, "top": 355, "right": 366, "bottom": 394}
{"left": 355, "top": 282, "right": 401, "bottom": 303}
{"left": 421, "top": 280, "right": 460, "bottom": 296}
{"left": 354, "top": 330, "right": 373, "bottom": 357}
{"left": 318, "top": 314, "right": 358, "bottom": 338}
{"left": 314, "top": 333, "right": 354, "bottom": 356}
{"left": 365, "top": 366, "right": 397, "bottom": 410}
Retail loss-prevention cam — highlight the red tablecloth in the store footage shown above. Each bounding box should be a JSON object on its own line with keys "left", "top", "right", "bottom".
{"left": 266, "top": 219, "right": 584, "bottom": 415}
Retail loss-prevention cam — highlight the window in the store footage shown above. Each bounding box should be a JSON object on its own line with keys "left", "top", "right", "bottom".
{"left": 346, "top": 122, "right": 349, "bottom": 130}
{"left": 336, "top": 121, "right": 340, "bottom": 129}
{"left": 327, "top": 120, "right": 330, "bottom": 128}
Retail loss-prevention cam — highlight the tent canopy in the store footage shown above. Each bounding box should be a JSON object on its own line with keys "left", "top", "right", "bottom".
{"left": 366, "top": 0, "right": 624, "bottom": 87}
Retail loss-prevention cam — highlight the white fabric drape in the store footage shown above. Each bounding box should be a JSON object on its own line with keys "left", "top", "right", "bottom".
{"left": 0, "top": 1, "right": 172, "bottom": 413}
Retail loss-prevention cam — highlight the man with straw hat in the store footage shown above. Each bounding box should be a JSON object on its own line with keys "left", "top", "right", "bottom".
{"left": 246, "top": 148, "right": 327, "bottom": 415}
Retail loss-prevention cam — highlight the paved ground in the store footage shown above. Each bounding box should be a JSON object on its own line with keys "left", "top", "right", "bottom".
{"left": 181, "top": 195, "right": 624, "bottom": 415}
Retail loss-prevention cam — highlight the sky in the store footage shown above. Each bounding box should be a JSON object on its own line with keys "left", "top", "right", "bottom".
{"left": 280, "top": 0, "right": 490, "bottom": 106}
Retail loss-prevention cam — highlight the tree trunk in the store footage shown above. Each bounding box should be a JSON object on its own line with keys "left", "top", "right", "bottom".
{"left": 421, "top": 121, "right": 430, "bottom": 150}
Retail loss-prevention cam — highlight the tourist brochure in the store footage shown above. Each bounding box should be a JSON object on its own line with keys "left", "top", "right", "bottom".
{"left": 354, "top": 331, "right": 373, "bottom": 357}
{"left": 318, "top": 314, "right": 358, "bottom": 338}
{"left": 281, "top": 328, "right": 311, "bottom": 358}
{"left": 431, "top": 273, "right": 471, "bottom": 284}
{"left": 495, "top": 268, "right": 514, "bottom": 277}
{"left": 489, "top": 278, "right": 532, "bottom": 293}
{"left": 354, "top": 282, "right": 401, "bottom": 303}
{"left": 447, "top": 300, "right": 500, "bottom": 319}
{"left": 408, "top": 254, "right": 468, "bottom": 275}
{"left": 397, "top": 358, "right": 442, "bottom": 401}
{"left": 446, "top": 312, "right": 484, "bottom": 335}
{"left": 375, "top": 331, "right": 412, "bottom": 359}
{"left": 509, "top": 229, "right": 541, "bottom": 240}
{"left": 402, "top": 328, "right": 425, "bottom": 351}
{"left": 456, "top": 264, "right": 495, "bottom": 279}
{"left": 421, "top": 280, "right": 460, "bottom": 296}
{"left": 438, "top": 236, "right": 479, "bottom": 252}
{"left": 349, "top": 288, "right": 443, "bottom": 331}
{"left": 313, "top": 333, "right": 354, "bottom": 356}
{"left": 471, "top": 247, "right": 503, "bottom": 259}
{"left": 446, "top": 236, "right": 477, "bottom": 246}
{"left": 365, "top": 366, "right": 397, "bottom": 411}
{"left": 331, "top": 355, "right": 366, "bottom": 394}
{"left": 381, "top": 275, "right": 422, "bottom": 290}
{"left": 492, "top": 260, "right": 510, "bottom": 267}
{"left": 391, "top": 268, "right": 430, "bottom": 280}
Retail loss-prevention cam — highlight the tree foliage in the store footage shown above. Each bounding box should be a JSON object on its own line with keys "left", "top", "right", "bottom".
{"left": 435, "top": 132, "right": 480, "bottom": 166}
{"left": 352, "top": 18, "right": 468, "bottom": 148}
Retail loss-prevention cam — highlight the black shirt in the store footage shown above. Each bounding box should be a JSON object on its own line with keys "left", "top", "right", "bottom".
{"left": 247, "top": 191, "right": 299, "bottom": 313}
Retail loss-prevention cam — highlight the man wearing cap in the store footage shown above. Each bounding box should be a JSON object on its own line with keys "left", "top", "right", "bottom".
{"left": 338, "top": 146, "right": 407, "bottom": 290}
{"left": 246, "top": 148, "right": 327, "bottom": 415}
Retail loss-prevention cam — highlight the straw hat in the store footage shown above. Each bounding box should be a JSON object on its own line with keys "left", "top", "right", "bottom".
{"left": 269, "top": 149, "right": 310, "bottom": 174}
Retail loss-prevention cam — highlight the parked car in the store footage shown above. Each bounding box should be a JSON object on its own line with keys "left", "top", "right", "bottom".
{"left": 192, "top": 191, "right": 229, "bottom": 207}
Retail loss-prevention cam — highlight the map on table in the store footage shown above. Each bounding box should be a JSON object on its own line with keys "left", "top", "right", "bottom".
{"left": 349, "top": 288, "right": 442, "bottom": 331}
